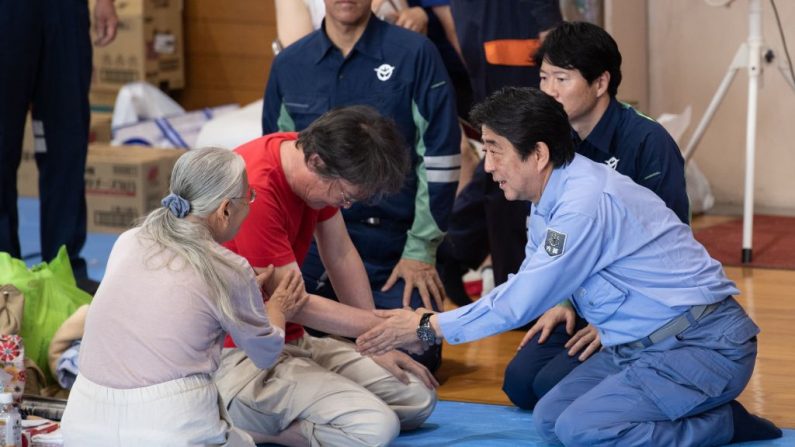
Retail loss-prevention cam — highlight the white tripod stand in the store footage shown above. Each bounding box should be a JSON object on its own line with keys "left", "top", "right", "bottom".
{"left": 682, "top": 0, "right": 795, "bottom": 263}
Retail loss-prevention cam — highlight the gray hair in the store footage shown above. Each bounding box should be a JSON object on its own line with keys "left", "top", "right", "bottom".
{"left": 138, "top": 147, "right": 254, "bottom": 323}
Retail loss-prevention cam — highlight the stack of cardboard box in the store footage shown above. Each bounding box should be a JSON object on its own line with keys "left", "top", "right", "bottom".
{"left": 84, "top": 144, "right": 184, "bottom": 233}
{"left": 89, "top": 0, "right": 185, "bottom": 109}
{"left": 17, "top": 113, "right": 113, "bottom": 197}
{"left": 17, "top": 1, "right": 188, "bottom": 234}
{"left": 17, "top": 114, "right": 185, "bottom": 234}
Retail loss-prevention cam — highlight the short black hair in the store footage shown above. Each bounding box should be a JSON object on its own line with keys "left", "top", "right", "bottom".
{"left": 534, "top": 21, "right": 622, "bottom": 97}
{"left": 470, "top": 87, "right": 574, "bottom": 168}
{"left": 297, "top": 105, "right": 409, "bottom": 200}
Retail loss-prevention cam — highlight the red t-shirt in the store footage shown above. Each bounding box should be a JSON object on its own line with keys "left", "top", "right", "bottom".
{"left": 224, "top": 132, "right": 337, "bottom": 343}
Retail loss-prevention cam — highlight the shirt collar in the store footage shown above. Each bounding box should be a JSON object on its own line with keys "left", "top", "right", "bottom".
{"left": 534, "top": 156, "right": 572, "bottom": 217}
{"left": 583, "top": 97, "right": 622, "bottom": 155}
{"left": 315, "top": 15, "right": 385, "bottom": 64}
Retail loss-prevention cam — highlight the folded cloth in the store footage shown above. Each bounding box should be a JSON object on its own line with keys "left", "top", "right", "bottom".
{"left": 48, "top": 305, "right": 88, "bottom": 382}
{"left": 32, "top": 427, "right": 63, "bottom": 447}
{"left": 55, "top": 341, "right": 81, "bottom": 389}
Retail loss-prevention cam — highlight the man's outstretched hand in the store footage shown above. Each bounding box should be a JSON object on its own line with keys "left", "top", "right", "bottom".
{"left": 357, "top": 308, "right": 427, "bottom": 356}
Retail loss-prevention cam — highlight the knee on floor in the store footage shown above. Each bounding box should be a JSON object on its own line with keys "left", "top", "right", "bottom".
{"left": 553, "top": 407, "right": 606, "bottom": 446}
{"left": 502, "top": 361, "right": 539, "bottom": 410}
{"left": 396, "top": 383, "right": 437, "bottom": 431}
{"left": 532, "top": 396, "right": 562, "bottom": 444}
{"left": 350, "top": 410, "right": 401, "bottom": 447}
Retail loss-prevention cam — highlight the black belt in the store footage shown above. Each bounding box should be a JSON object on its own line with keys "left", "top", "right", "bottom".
{"left": 625, "top": 301, "right": 723, "bottom": 349}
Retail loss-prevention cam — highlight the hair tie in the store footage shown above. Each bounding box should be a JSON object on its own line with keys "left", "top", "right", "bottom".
{"left": 161, "top": 193, "right": 191, "bottom": 218}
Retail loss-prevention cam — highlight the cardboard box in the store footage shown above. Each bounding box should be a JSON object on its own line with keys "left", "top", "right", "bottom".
{"left": 90, "top": 0, "right": 184, "bottom": 94}
{"left": 85, "top": 144, "right": 184, "bottom": 233}
{"left": 89, "top": 89, "right": 118, "bottom": 111}
{"left": 89, "top": 112, "right": 113, "bottom": 144}
{"left": 17, "top": 113, "right": 115, "bottom": 197}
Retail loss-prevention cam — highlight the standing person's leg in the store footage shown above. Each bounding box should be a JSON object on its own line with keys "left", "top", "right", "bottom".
{"left": 33, "top": 0, "right": 91, "bottom": 279}
{"left": 502, "top": 316, "right": 587, "bottom": 409}
{"left": 0, "top": 1, "right": 40, "bottom": 258}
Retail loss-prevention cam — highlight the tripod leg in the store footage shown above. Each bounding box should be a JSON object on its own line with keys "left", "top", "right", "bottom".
{"left": 742, "top": 70, "right": 758, "bottom": 264}
{"left": 742, "top": 0, "right": 763, "bottom": 264}
{"left": 683, "top": 44, "right": 747, "bottom": 162}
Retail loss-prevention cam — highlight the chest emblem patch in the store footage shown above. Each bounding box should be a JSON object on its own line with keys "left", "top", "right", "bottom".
{"left": 605, "top": 156, "right": 620, "bottom": 170}
{"left": 544, "top": 229, "right": 567, "bottom": 257}
{"left": 374, "top": 64, "right": 395, "bottom": 81}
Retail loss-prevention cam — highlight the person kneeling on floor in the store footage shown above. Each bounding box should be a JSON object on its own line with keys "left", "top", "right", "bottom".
{"left": 217, "top": 105, "right": 438, "bottom": 447}
{"left": 356, "top": 87, "right": 782, "bottom": 446}
{"left": 61, "top": 147, "right": 308, "bottom": 446}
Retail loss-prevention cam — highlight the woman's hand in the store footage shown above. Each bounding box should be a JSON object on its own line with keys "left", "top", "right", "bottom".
{"left": 264, "top": 269, "right": 309, "bottom": 321}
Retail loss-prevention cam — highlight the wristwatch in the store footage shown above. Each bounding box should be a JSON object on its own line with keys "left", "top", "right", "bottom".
{"left": 416, "top": 312, "right": 437, "bottom": 344}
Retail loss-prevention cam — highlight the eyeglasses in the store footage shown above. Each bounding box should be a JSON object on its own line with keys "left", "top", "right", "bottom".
{"left": 232, "top": 188, "right": 256, "bottom": 204}
{"left": 335, "top": 181, "right": 356, "bottom": 209}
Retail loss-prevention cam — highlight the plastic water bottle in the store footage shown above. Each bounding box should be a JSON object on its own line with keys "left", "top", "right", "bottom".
{"left": 0, "top": 392, "right": 21, "bottom": 447}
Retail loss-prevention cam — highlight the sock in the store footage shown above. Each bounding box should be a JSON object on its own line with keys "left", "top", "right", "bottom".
{"left": 729, "top": 400, "right": 782, "bottom": 443}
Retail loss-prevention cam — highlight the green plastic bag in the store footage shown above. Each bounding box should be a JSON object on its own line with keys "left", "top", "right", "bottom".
{"left": 0, "top": 246, "right": 92, "bottom": 383}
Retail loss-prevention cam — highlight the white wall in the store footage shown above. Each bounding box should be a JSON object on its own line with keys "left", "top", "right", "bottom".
{"left": 605, "top": 0, "right": 649, "bottom": 113}
{"left": 647, "top": 0, "right": 795, "bottom": 214}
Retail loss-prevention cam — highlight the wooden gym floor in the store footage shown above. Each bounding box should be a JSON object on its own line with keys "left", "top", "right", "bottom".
{"left": 435, "top": 215, "right": 795, "bottom": 429}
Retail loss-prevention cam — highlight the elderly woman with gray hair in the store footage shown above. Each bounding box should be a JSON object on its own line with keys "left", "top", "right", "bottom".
{"left": 61, "top": 147, "right": 308, "bottom": 446}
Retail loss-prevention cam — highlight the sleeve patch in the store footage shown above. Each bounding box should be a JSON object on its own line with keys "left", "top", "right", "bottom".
{"left": 544, "top": 229, "right": 567, "bottom": 257}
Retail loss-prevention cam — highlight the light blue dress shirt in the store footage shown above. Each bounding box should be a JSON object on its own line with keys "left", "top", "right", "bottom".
{"left": 438, "top": 154, "right": 738, "bottom": 346}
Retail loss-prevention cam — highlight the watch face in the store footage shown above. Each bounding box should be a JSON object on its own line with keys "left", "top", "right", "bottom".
{"left": 417, "top": 326, "right": 436, "bottom": 344}
{"left": 417, "top": 312, "right": 435, "bottom": 344}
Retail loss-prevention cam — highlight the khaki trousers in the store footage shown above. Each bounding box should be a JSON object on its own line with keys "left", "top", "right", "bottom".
{"left": 215, "top": 335, "right": 436, "bottom": 447}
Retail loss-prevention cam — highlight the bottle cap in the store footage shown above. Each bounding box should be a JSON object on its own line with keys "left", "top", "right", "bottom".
{"left": 0, "top": 393, "right": 13, "bottom": 404}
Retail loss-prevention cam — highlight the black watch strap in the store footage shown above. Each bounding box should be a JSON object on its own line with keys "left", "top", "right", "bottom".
{"left": 417, "top": 312, "right": 437, "bottom": 344}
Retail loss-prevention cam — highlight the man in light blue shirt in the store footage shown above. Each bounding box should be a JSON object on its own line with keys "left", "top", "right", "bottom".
{"left": 356, "top": 87, "right": 782, "bottom": 445}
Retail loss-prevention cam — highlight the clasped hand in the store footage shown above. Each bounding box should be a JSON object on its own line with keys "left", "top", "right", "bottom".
{"left": 356, "top": 308, "right": 432, "bottom": 356}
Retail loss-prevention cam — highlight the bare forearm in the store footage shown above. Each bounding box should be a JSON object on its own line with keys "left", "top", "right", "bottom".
{"left": 327, "top": 251, "right": 374, "bottom": 309}
{"left": 265, "top": 301, "right": 286, "bottom": 332}
{"left": 274, "top": 0, "right": 313, "bottom": 47}
{"left": 292, "top": 295, "right": 381, "bottom": 337}
{"left": 432, "top": 6, "right": 462, "bottom": 59}
{"left": 317, "top": 223, "right": 375, "bottom": 309}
